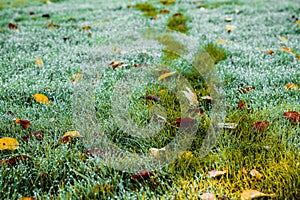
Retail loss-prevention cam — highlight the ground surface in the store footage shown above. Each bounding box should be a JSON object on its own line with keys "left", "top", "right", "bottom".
{"left": 0, "top": 0, "right": 299, "bottom": 199}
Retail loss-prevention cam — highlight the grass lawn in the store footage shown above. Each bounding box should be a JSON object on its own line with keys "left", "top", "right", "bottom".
{"left": 0, "top": 0, "right": 299, "bottom": 199}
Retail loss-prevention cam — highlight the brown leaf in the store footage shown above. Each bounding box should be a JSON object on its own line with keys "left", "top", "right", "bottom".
{"left": 8, "top": 23, "right": 18, "bottom": 30}
{"left": 132, "top": 170, "right": 153, "bottom": 181}
{"left": 141, "top": 95, "right": 161, "bottom": 102}
{"left": 208, "top": 170, "right": 226, "bottom": 178}
{"left": 42, "top": 14, "right": 50, "bottom": 18}
{"left": 238, "top": 86, "right": 255, "bottom": 94}
{"left": 200, "top": 193, "right": 216, "bottom": 200}
{"left": 15, "top": 118, "right": 30, "bottom": 129}
{"left": 252, "top": 121, "right": 269, "bottom": 132}
{"left": 29, "top": 12, "right": 35, "bottom": 15}
{"left": 22, "top": 131, "right": 44, "bottom": 141}
{"left": 226, "top": 25, "right": 236, "bottom": 33}
{"left": 82, "top": 26, "right": 91, "bottom": 30}
{"left": 200, "top": 96, "right": 213, "bottom": 101}
{"left": 241, "top": 190, "right": 276, "bottom": 200}
{"left": 284, "top": 111, "right": 300, "bottom": 124}
{"left": 238, "top": 101, "right": 247, "bottom": 110}
{"left": 109, "top": 61, "right": 123, "bottom": 69}
{"left": 159, "top": 9, "right": 170, "bottom": 14}
{"left": 174, "top": 118, "right": 197, "bottom": 127}
{"left": 266, "top": 49, "right": 274, "bottom": 55}
{"left": 6, "top": 155, "right": 30, "bottom": 166}
{"left": 280, "top": 46, "right": 295, "bottom": 54}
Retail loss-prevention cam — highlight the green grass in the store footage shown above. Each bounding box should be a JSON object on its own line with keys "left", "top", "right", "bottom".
{"left": 0, "top": 0, "right": 299, "bottom": 199}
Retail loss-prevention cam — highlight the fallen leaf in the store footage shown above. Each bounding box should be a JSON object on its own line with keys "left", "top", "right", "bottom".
{"left": 216, "top": 39, "right": 229, "bottom": 44}
{"left": 296, "top": 20, "right": 300, "bottom": 24}
{"left": 200, "top": 193, "right": 216, "bottom": 200}
{"left": 174, "top": 118, "right": 197, "bottom": 127}
{"left": 280, "top": 46, "right": 295, "bottom": 54}
{"left": 224, "top": 17, "right": 233, "bottom": 22}
{"left": 238, "top": 101, "right": 247, "bottom": 110}
{"left": 252, "top": 121, "right": 269, "bottom": 132}
{"left": 74, "top": 73, "right": 83, "bottom": 78}
{"left": 6, "top": 155, "right": 30, "bottom": 165}
{"left": 187, "top": 108, "right": 204, "bottom": 116}
{"left": 42, "top": 14, "right": 50, "bottom": 18}
{"left": 33, "top": 93, "right": 50, "bottom": 104}
{"left": 63, "top": 131, "right": 83, "bottom": 138}
{"left": 159, "top": 9, "right": 170, "bottom": 14}
{"left": 200, "top": 96, "right": 213, "bottom": 101}
{"left": 182, "top": 87, "right": 198, "bottom": 106}
{"left": 35, "top": 58, "right": 43, "bottom": 66}
{"left": 266, "top": 49, "right": 274, "bottom": 55}
{"left": 109, "top": 61, "right": 124, "bottom": 69}
{"left": 159, "top": 69, "right": 170, "bottom": 73}
{"left": 279, "top": 36, "right": 288, "bottom": 43}
{"left": 298, "top": 54, "right": 300, "bottom": 60}
{"left": 29, "top": 12, "right": 35, "bottom": 15}
{"left": 132, "top": 170, "right": 153, "bottom": 181}
{"left": 22, "top": 131, "right": 44, "bottom": 141}
{"left": 0, "top": 137, "right": 19, "bottom": 150}
{"left": 8, "top": 23, "right": 18, "bottom": 29}
{"left": 249, "top": 169, "right": 263, "bottom": 179}
{"left": 15, "top": 118, "right": 30, "bottom": 129}
{"left": 208, "top": 170, "right": 226, "bottom": 178}
{"left": 158, "top": 71, "right": 176, "bottom": 81}
{"left": 238, "top": 86, "right": 255, "bottom": 94}
{"left": 217, "top": 123, "right": 237, "bottom": 129}
{"left": 82, "top": 26, "right": 91, "bottom": 30}
{"left": 149, "top": 147, "right": 166, "bottom": 158}
{"left": 141, "top": 95, "right": 161, "bottom": 102}
{"left": 284, "top": 83, "right": 298, "bottom": 90}
{"left": 284, "top": 111, "right": 300, "bottom": 124}
{"left": 241, "top": 190, "right": 276, "bottom": 200}
{"left": 226, "top": 25, "right": 236, "bottom": 33}
{"left": 20, "top": 197, "right": 36, "bottom": 200}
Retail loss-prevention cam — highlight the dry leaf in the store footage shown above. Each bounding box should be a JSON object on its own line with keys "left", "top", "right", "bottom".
{"left": 208, "top": 170, "right": 226, "bottom": 178}
{"left": 34, "top": 93, "right": 50, "bottom": 104}
{"left": 8, "top": 23, "right": 18, "bottom": 29}
{"left": 35, "top": 58, "right": 43, "bottom": 66}
{"left": 266, "top": 49, "right": 274, "bottom": 55}
{"left": 241, "top": 190, "right": 276, "bottom": 200}
{"left": 280, "top": 46, "right": 295, "bottom": 54}
{"left": 42, "top": 14, "right": 50, "bottom": 18}
{"left": 238, "top": 101, "right": 247, "bottom": 110}
{"left": 22, "top": 131, "right": 44, "bottom": 141}
{"left": 63, "top": 131, "right": 83, "bottom": 138}
{"left": 141, "top": 95, "right": 161, "bottom": 102}
{"left": 252, "top": 121, "right": 269, "bottom": 132}
{"left": 82, "top": 26, "right": 91, "bottom": 30}
{"left": 4, "top": 155, "right": 30, "bottom": 166}
{"left": 158, "top": 71, "right": 176, "bottom": 81}
{"left": 226, "top": 25, "right": 236, "bottom": 33}
{"left": 149, "top": 147, "right": 166, "bottom": 158}
{"left": 284, "top": 83, "right": 298, "bottom": 90}
{"left": 15, "top": 118, "right": 31, "bottom": 129}
{"left": 200, "top": 193, "right": 216, "bottom": 200}
{"left": 249, "top": 169, "right": 263, "bottom": 179}
{"left": 109, "top": 61, "right": 124, "bottom": 69}
{"left": 159, "top": 9, "right": 170, "bottom": 14}
{"left": 225, "top": 17, "right": 233, "bottom": 22}
{"left": 217, "top": 123, "right": 237, "bottom": 129}
{"left": 182, "top": 87, "right": 198, "bottom": 106}
{"left": 216, "top": 39, "right": 229, "bottom": 44}
{"left": 279, "top": 36, "right": 288, "bottom": 43}
{"left": 174, "top": 118, "right": 197, "bottom": 127}
{"left": 0, "top": 137, "right": 19, "bottom": 150}
{"left": 297, "top": 54, "right": 300, "bottom": 60}
{"left": 132, "top": 170, "right": 153, "bottom": 181}
{"left": 284, "top": 111, "right": 300, "bottom": 124}
{"left": 160, "top": 0, "right": 175, "bottom": 6}
{"left": 201, "top": 96, "right": 213, "bottom": 101}
{"left": 238, "top": 86, "right": 255, "bottom": 93}
{"left": 187, "top": 108, "right": 204, "bottom": 116}
{"left": 296, "top": 20, "right": 300, "bottom": 24}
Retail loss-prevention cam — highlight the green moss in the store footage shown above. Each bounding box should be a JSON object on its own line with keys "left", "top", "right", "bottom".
{"left": 160, "top": 0, "right": 175, "bottom": 6}
{"left": 167, "top": 13, "right": 189, "bottom": 33}
{"left": 203, "top": 43, "right": 227, "bottom": 64}
{"left": 134, "top": 3, "right": 157, "bottom": 17}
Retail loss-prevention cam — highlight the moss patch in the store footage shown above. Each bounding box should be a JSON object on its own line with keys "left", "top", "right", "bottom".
{"left": 203, "top": 42, "right": 227, "bottom": 64}
{"left": 134, "top": 3, "right": 157, "bottom": 17}
{"left": 167, "top": 13, "right": 189, "bottom": 33}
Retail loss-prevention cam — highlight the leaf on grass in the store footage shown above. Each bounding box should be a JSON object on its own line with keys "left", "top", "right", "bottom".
{"left": 217, "top": 123, "right": 237, "bottom": 129}
{"left": 160, "top": 0, "right": 175, "bottom": 6}
{"left": 109, "top": 61, "right": 125, "bottom": 69}
{"left": 158, "top": 71, "right": 176, "bottom": 81}
{"left": 200, "top": 193, "right": 216, "bottom": 200}
{"left": 149, "top": 147, "right": 166, "bottom": 158}
{"left": 224, "top": 17, "right": 233, "bottom": 22}
{"left": 159, "top": 9, "right": 170, "bottom": 14}
{"left": 8, "top": 23, "right": 18, "bottom": 29}
{"left": 241, "top": 190, "right": 276, "bottom": 200}
{"left": 284, "top": 111, "right": 300, "bottom": 124}
{"left": 296, "top": 20, "right": 300, "bottom": 24}
{"left": 70, "top": 73, "right": 83, "bottom": 83}
{"left": 35, "top": 58, "right": 43, "bottom": 66}
{"left": 22, "top": 131, "right": 44, "bottom": 141}
{"left": 284, "top": 83, "right": 298, "bottom": 90}
{"left": 5, "top": 155, "right": 30, "bottom": 166}
{"left": 252, "top": 121, "right": 269, "bottom": 132}
{"left": 266, "top": 49, "right": 274, "bottom": 55}
{"left": 208, "top": 170, "right": 226, "bottom": 178}
{"left": 226, "top": 25, "right": 236, "bottom": 33}
{"left": 279, "top": 36, "right": 288, "bottom": 43}
{"left": 82, "top": 26, "right": 91, "bottom": 30}
{"left": 132, "top": 170, "right": 153, "bottom": 181}
{"left": 249, "top": 169, "right": 263, "bottom": 179}
{"left": 201, "top": 96, "right": 213, "bottom": 101}
{"left": 216, "top": 39, "right": 229, "bottom": 44}
{"left": 174, "top": 118, "right": 197, "bottom": 127}
{"left": 57, "top": 131, "right": 83, "bottom": 146}
{"left": 20, "top": 197, "right": 36, "bottom": 200}
{"left": 0, "top": 137, "right": 19, "bottom": 150}
{"left": 63, "top": 131, "right": 83, "bottom": 138}
{"left": 141, "top": 95, "right": 161, "bottom": 102}
{"left": 182, "top": 87, "right": 198, "bottom": 106}
{"left": 238, "top": 101, "right": 247, "bottom": 110}
{"left": 16, "top": 118, "right": 30, "bottom": 129}
{"left": 42, "top": 14, "right": 50, "bottom": 18}
{"left": 187, "top": 108, "right": 204, "bottom": 116}
{"left": 34, "top": 94, "right": 50, "bottom": 104}
{"left": 238, "top": 86, "right": 255, "bottom": 94}
{"left": 280, "top": 46, "right": 295, "bottom": 54}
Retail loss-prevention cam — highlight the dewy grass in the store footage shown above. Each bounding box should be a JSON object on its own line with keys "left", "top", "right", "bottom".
{"left": 198, "top": 0, "right": 242, "bottom": 9}
{"left": 203, "top": 42, "right": 227, "bottom": 64}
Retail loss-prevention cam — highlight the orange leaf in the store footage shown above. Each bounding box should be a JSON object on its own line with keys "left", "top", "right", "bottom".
{"left": 280, "top": 46, "right": 295, "bottom": 54}
{"left": 284, "top": 83, "right": 298, "bottom": 90}
{"left": 159, "top": 9, "right": 170, "bottom": 14}
{"left": 8, "top": 23, "right": 18, "bottom": 29}
{"left": 216, "top": 39, "right": 229, "bottom": 44}
{"left": 82, "top": 26, "right": 91, "bottom": 30}
{"left": 33, "top": 93, "right": 50, "bottom": 104}
{"left": 35, "top": 58, "right": 43, "bottom": 66}
{"left": 15, "top": 118, "right": 31, "bottom": 129}
{"left": 252, "top": 121, "right": 269, "bottom": 132}
{"left": 238, "top": 101, "right": 247, "bottom": 110}
{"left": 208, "top": 170, "right": 226, "bottom": 178}
{"left": 241, "top": 190, "right": 276, "bottom": 200}
{"left": 279, "top": 36, "right": 288, "bottom": 43}
{"left": 0, "top": 137, "right": 19, "bottom": 150}
{"left": 284, "top": 111, "right": 300, "bottom": 124}
{"left": 266, "top": 49, "right": 274, "bottom": 55}
{"left": 63, "top": 131, "right": 83, "bottom": 138}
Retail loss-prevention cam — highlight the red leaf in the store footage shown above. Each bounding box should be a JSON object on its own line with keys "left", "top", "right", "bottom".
{"left": 8, "top": 23, "right": 18, "bottom": 30}
{"left": 252, "top": 121, "right": 269, "bottom": 132}
{"left": 141, "top": 95, "right": 161, "bottom": 102}
{"left": 131, "top": 170, "right": 153, "bottom": 181}
{"left": 174, "top": 118, "right": 197, "bottom": 127}
{"left": 238, "top": 101, "right": 247, "bottom": 110}
{"left": 4, "top": 155, "right": 30, "bottom": 166}
{"left": 15, "top": 118, "right": 30, "bottom": 129}
{"left": 284, "top": 111, "right": 300, "bottom": 124}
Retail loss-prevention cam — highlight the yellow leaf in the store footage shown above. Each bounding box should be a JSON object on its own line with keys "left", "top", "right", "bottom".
{"left": 149, "top": 147, "right": 166, "bottom": 158}
{"left": 0, "top": 137, "right": 19, "bottom": 151}
{"left": 216, "top": 39, "right": 229, "bottom": 44}
{"left": 158, "top": 71, "right": 176, "bottom": 81}
{"left": 35, "top": 58, "right": 43, "bottom": 66}
{"left": 82, "top": 26, "right": 91, "bottom": 30}
{"left": 279, "top": 36, "right": 288, "bottom": 43}
{"left": 249, "top": 169, "right": 263, "bottom": 179}
{"left": 34, "top": 94, "right": 50, "bottom": 104}
{"left": 296, "top": 20, "right": 300, "bottom": 24}
{"left": 284, "top": 83, "right": 298, "bottom": 90}
{"left": 297, "top": 54, "right": 300, "bottom": 60}
{"left": 241, "top": 190, "right": 276, "bottom": 200}
{"left": 226, "top": 25, "right": 236, "bottom": 33}
{"left": 266, "top": 49, "right": 274, "bottom": 55}
{"left": 208, "top": 170, "right": 226, "bottom": 178}
{"left": 280, "top": 46, "right": 295, "bottom": 54}
{"left": 45, "top": 0, "right": 51, "bottom": 4}
{"left": 74, "top": 73, "right": 83, "bottom": 78}
{"left": 63, "top": 131, "right": 83, "bottom": 138}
